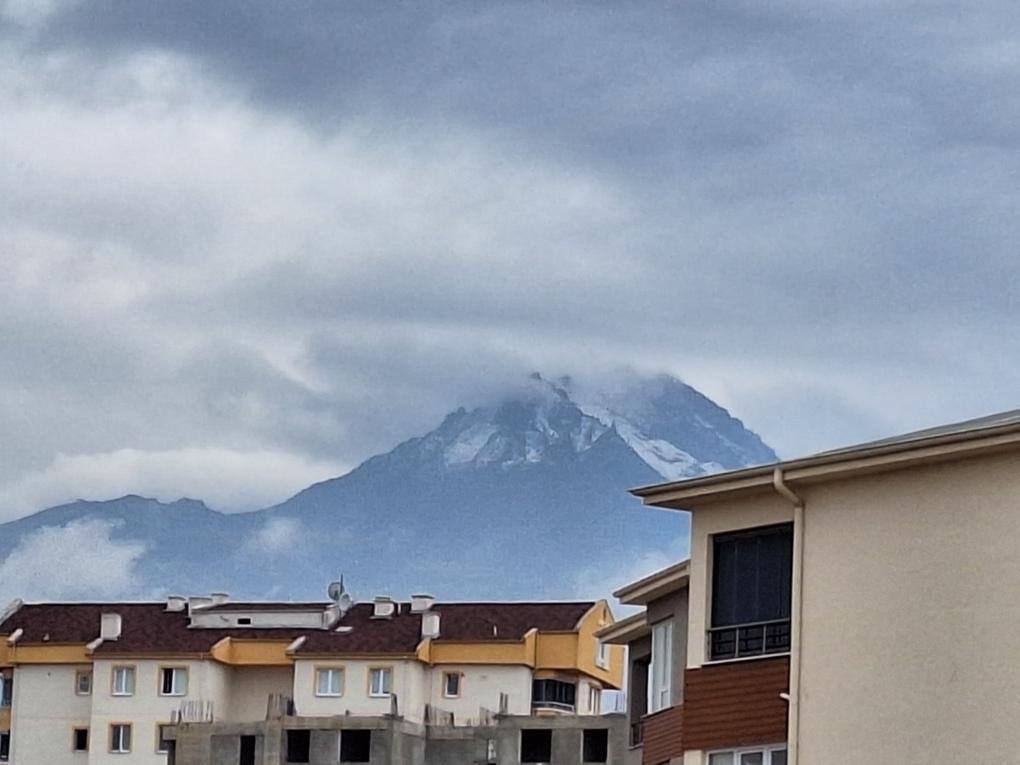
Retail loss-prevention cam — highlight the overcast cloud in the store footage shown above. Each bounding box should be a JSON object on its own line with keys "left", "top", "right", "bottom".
{"left": 2, "top": 1, "right": 1020, "bottom": 519}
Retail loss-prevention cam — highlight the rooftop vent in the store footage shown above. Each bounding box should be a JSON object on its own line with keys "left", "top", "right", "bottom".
{"left": 421, "top": 612, "right": 441, "bottom": 639}
{"left": 210, "top": 592, "right": 230, "bottom": 606}
{"left": 410, "top": 594, "right": 436, "bottom": 613}
{"left": 372, "top": 597, "right": 396, "bottom": 619}
{"left": 100, "top": 613, "right": 122, "bottom": 641}
{"left": 166, "top": 596, "right": 187, "bottom": 612}
{"left": 188, "top": 596, "right": 214, "bottom": 613}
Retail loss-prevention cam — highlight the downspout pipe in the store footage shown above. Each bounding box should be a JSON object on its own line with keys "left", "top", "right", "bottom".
{"left": 773, "top": 467, "right": 804, "bottom": 765}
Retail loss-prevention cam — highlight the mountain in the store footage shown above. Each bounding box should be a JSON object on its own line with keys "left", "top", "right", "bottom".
{"left": 0, "top": 374, "right": 776, "bottom": 602}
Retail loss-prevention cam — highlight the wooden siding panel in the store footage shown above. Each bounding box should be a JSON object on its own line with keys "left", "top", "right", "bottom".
{"left": 642, "top": 704, "right": 684, "bottom": 765}
{"left": 682, "top": 656, "right": 789, "bottom": 752}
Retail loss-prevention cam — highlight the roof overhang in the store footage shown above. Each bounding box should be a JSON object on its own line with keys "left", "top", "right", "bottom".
{"left": 631, "top": 419, "right": 1020, "bottom": 510}
{"left": 612, "top": 561, "right": 689, "bottom": 606}
{"left": 595, "top": 612, "right": 648, "bottom": 645}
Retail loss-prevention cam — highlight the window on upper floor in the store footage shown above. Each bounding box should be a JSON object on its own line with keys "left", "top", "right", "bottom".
{"left": 709, "top": 745, "right": 787, "bottom": 765}
{"left": 109, "top": 723, "right": 132, "bottom": 753}
{"left": 160, "top": 667, "right": 189, "bottom": 697}
{"left": 710, "top": 523, "right": 793, "bottom": 662}
{"left": 587, "top": 685, "right": 602, "bottom": 715}
{"left": 111, "top": 666, "right": 135, "bottom": 697}
{"left": 340, "top": 730, "right": 371, "bottom": 763}
{"left": 0, "top": 732, "right": 10, "bottom": 761}
{"left": 75, "top": 669, "right": 92, "bottom": 696}
{"left": 649, "top": 619, "right": 673, "bottom": 713}
{"left": 443, "top": 671, "right": 461, "bottom": 698}
{"left": 583, "top": 728, "right": 609, "bottom": 763}
{"left": 315, "top": 667, "right": 345, "bottom": 697}
{"left": 369, "top": 667, "right": 392, "bottom": 697}
{"left": 596, "top": 640, "right": 611, "bottom": 669}
{"left": 531, "top": 679, "right": 576, "bottom": 712}
{"left": 520, "top": 729, "right": 552, "bottom": 763}
{"left": 72, "top": 727, "right": 89, "bottom": 752}
{"left": 0, "top": 675, "right": 11, "bottom": 707}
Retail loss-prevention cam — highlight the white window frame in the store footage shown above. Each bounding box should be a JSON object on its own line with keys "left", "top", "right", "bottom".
{"left": 109, "top": 723, "right": 132, "bottom": 753}
{"left": 648, "top": 618, "right": 673, "bottom": 713}
{"left": 315, "top": 667, "right": 345, "bottom": 697}
{"left": 595, "top": 640, "right": 610, "bottom": 669}
{"left": 111, "top": 666, "right": 135, "bottom": 697}
{"left": 75, "top": 669, "right": 93, "bottom": 696}
{"left": 707, "top": 745, "right": 788, "bottom": 765}
{"left": 156, "top": 723, "right": 173, "bottom": 754}
{"left": 442, "top": 671, "right": 461, "bottom": 698}
{"left": 369, "top": 667, "right": 392, "bottom": 697}
{"left": 588, "top": 685, "right": 602, "bottom": 714}
{"left": 159, "top": 666, "right": 189, "bottom": 697}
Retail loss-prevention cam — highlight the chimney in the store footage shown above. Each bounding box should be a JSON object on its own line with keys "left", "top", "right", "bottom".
{"left": 100, "top": 613, "right": 122, "bottom": 641}
{"left": 372, "top": 596, "right": 396, "bottom": 619}
{"left": 210, "top": 592, "right": 230, "bottom": 606}
{"left": 166, "top": 596, "right": 187, "bottom": 612}
{"left": 421, "top": 612, "right": 441, "bottom": 639}
{"left": 410, "top": 594, "right": 436, "bottom": 613}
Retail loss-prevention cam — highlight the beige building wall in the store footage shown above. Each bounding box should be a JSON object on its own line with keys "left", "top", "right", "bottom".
{"left": 9, "top": 664, "right": 92, "bottom": 765}
{"left": 796, "top": 451, "right": 1020, "bottom": 763}
{"left": 292, "top": 659, "right": 418, "bottom": 720}
{"left": 223, "top": 666, "right": 293, "bottom": 723}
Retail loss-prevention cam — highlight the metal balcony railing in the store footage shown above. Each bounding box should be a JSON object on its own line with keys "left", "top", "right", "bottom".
{"left": 708, "top": 618, "right": 791, "bottom": 661}
{"left": 531, "top": 699, "right": 576, "bottom": 713}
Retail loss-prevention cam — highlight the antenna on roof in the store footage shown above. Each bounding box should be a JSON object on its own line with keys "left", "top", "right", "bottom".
{"left": 328, "top": 574, "right": 353, "bottom": 617}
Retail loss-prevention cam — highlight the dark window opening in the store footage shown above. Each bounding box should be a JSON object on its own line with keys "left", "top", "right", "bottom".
{"left": 239, "top": 735, "right": 256, "bottom": 765}
{"left": 237, "top": 617, "right": 253, "bottom": 625}
{"left": 531, "top": 679, "right": 576, "bottom": 711}
{"left": 73, "top": 728, "right": 89, "bottom": 752}
{"left": 520, "top": 729, "right": 552, "bottom": 763}
{"left": 710, "top": 523, "right": 793, "bottom": 661}
{"left": 340, "top": 729, "right": 372, "bottom": 762}
{"left": 0, "top": 733, "right": 9, "bottom": 761}
{"left": 285, "top": 730, "right": 310, "bottom": 763}
{"left": 583, "top": 729, "right": 608, "bottom": 763}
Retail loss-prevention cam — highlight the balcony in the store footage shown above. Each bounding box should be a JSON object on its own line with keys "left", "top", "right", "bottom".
{"left": 531, "top": 679, "right": 576, "bottom": 714}
{"left": 708, "top": 618, "right": 791, "bottom": 662}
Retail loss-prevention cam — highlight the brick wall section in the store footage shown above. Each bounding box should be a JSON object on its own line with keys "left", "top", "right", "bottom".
{"left": 641, "top": 704, "right": 683, "bottom": 765}
{"left": 681, "top": 657, "right": 789, "bottom": 752}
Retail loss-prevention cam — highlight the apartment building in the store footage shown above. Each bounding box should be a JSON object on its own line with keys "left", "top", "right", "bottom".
{"left": 625, "top": 408, "right": 1020, "bottom": 764}
{"left": 0, "top": 589, "right": 624, "bottom": 765}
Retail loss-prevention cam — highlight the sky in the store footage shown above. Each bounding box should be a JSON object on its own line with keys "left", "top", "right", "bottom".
{"left": 3, "top": 1, "right": 1020, "bottom": 522}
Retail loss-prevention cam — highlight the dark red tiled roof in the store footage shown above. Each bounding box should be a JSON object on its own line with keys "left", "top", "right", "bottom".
{"left": 0, "top": 601, "right": 596, "bottom": 656}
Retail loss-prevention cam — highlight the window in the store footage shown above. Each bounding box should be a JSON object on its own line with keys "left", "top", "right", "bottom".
{"left": 369, "top": 667, "right": 392, "bottom": 697}
{"left": 156, "top": 724, "right": 173, "bottom": 753}
{"left": 340, "top": 729, "right": 371, "bottom": 762}
{"left": 708, "top": 746, "right": 787, "bottom": 765}
{"left": 237, "top": 617, "right": 253, "bottom": 625}
{"left": 285, "top": 730, "right": 310, "bottom": 763}
{"left": 649, "top": 619, "right": 673, "bottom": 712}
{"left": 595, "top": 641, "right": 610, "bottom": 669}
{"left": 315, "top": 667, "right": 344, "bottom": 697}
{"left": 111, "top": 666, "right": 135, "bottom": 696}
{"left": 0, "top": 732, "right": 10, "bottom": 761}
{"left": 109, "top": 723, "right": 132, "bottom": 753}
{"left": 240, "top": 735, "right": 257, "bottom": 765}
{"left": 75, "top": 670, "right": 93, "bottom": 696}
{"left": 160, "top": 667, "right": 189, "bottom": 696}
{"left": 531, "top": 679, "right": 576, "bottom": 712}
{"left": 73, "top": 727, "right": 89, "bottom": 752}
{"left": 583, "top": 728, "right": 608, "bottom": 763}
{"left": 520, "top": 729, "right": 552, "bottom": 763}
{"left": 0, "top": 674, "right": 11, "bottom": 706}
{"left": 443, "top": 672, "right": 461, "bottom": 698}
{"left": 587, "top": 685, "right": 602, "bottom": 714}
{"left": 710, "top": 523, "right": 793, "bottom": 661}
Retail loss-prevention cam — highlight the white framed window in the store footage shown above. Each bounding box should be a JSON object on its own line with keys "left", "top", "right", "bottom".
{"left": 649, "top": 619, "right": 673, "bottom": 713}
{"left": 315, "top": 667, "right": 345, "bottom": 697}
{"left": 588, "top": 685, "right": 602, "bottom": 714}
{"left": 156, "top": 723, "right": 173, "bottom": 753}
{"left": 708, "top": 745, "right": 787, "bottom": 765}
{"left": 109, "top": 723, "right": 132, "bottom": 753}
{"left": 111, "top": 666, "right": 135, "bottom": 697}
{"left": 443, "top": 672, "right": 461, "bottom": 698}
{"left": 595, "top": 640, "right": 610, "bottom": 669}
{"left": 369, "top": 667, "right": 392, "bottom": 697}
{"left": 160, "top": 667, "right": 188, "bottom": 697}
{"left": 75, "top": 669, "right": 93, "bottom": 696}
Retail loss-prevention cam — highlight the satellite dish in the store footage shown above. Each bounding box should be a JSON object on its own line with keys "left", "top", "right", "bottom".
{"left": 328, "top": 575, "right": 353, "bottom": 616}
